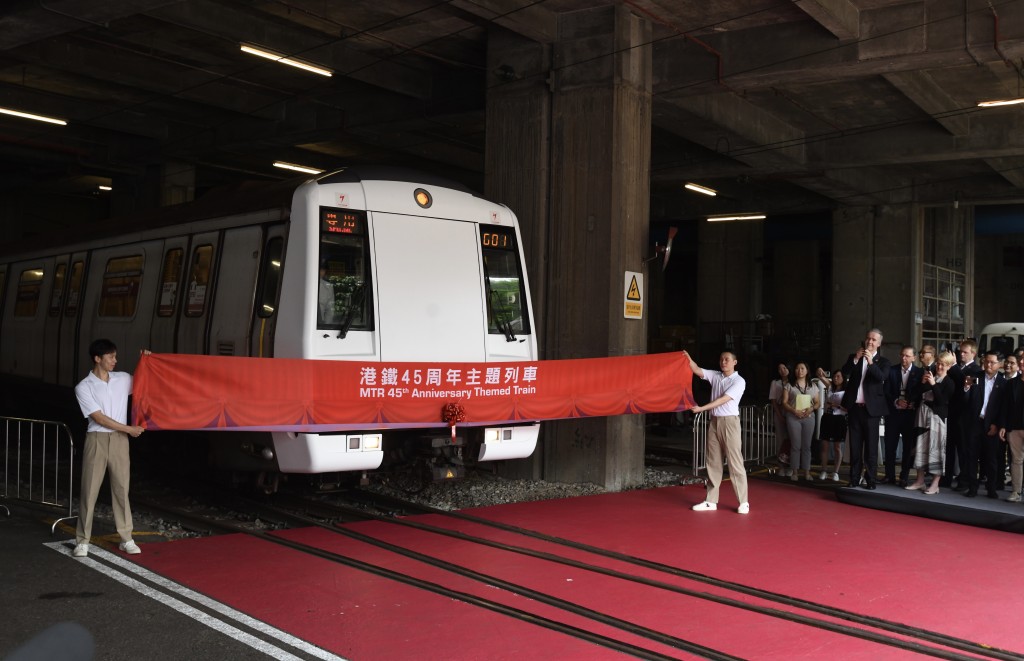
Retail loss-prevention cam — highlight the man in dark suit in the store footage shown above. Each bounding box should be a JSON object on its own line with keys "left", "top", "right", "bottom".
{"left": 841, "top": 328, "right": 891, "bottom": 490}
{"left": 944, "top": 339, "right": 983, "bottom": 488}
{"left": 883, "top": 345, "right": 923, "bottom": 486}
{"left": 962, "top": 350, "right": 1006, "bottom": 498}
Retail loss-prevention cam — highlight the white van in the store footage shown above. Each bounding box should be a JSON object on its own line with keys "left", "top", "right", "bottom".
{"left": 979, "top": 323, "right": 1024, "bottom": 357}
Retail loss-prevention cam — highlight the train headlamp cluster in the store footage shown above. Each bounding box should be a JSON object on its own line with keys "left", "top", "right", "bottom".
{"left": 484, "top": 427, "right": 514, "bottom": 443}
{"left": 346, "top": 433, "right": 382, "bottom": 451}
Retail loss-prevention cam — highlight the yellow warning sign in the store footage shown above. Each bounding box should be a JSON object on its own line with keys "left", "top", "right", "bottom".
{"left": 624, "top": 271, "right": 643, "bottom": 319}
{"left": 626, "top": 276, "right": 641, "bottom": 301}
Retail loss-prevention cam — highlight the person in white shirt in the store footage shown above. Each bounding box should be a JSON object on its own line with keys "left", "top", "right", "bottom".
{"left": 73, "top": 339, "right": 147, "bottom": 558}
{"left": 684, "top": 350, "right": 749, "bottom": 514}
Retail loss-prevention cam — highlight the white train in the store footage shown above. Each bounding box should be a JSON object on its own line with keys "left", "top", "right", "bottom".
{"left": 0, "top": 168, "right": 540, "bottom": 479}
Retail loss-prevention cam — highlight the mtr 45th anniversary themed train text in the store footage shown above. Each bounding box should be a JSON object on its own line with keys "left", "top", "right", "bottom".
{"left": 0, "top": 168, "right": 539, "bottom": 483}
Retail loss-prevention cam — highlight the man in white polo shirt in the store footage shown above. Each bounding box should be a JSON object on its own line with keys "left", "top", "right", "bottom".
{"left": 73, "top": 338, "right": 147, "bottom": 558}
{"left": 684, "top": 350, "right": 749, "bottom": 514}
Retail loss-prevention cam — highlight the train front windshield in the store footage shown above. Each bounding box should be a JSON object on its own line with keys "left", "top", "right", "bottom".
{"left": 480, "top": 225, "right": 531, "bottom": 337}
{"left": 318, "top": 207, "right": 372, "bottom": 332}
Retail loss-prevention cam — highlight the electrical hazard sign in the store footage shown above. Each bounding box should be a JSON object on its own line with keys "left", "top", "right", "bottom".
{"left": 624, "top": 271, "right": 643, "bottom": 319}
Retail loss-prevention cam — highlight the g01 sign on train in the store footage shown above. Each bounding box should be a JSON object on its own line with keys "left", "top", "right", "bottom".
{"left": 0, "top": 168, "right": 540, "bottom": 479}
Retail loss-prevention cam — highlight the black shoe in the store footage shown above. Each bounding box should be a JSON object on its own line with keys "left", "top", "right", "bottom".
{"left": 965, "top": 489, "right": 978, "bottom": 498}
{"left": 878, "top": 477, "right": 892, "bottom": 485}
{"left": 987, "top": 491, "right": 999, "bottom": 499}
{"left": 863, "top": 483, "right": 877, "bottom": 490}
{"left": 898, "top": 479, "right": 909, "bottom": 488}
{"left": 939, "top": 478, "right": 952, "bottom": 488}
{"left": 841, "top": 483, "right": 858, "bottom": 489}
{"left": 953, "top": 483, "right": 969, "bottom": 492}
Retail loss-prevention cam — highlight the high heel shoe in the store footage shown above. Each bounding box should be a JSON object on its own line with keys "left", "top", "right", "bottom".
{"left": 923, "top": 486, "right": 940, "bottom": 495}
{"left": 905, "top": 483, "right": 925, "bottom": 491}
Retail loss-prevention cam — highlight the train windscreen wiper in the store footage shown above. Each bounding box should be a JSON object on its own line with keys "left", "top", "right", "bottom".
{"left": 337, "top": 282, "right": 367, "bottom": 339}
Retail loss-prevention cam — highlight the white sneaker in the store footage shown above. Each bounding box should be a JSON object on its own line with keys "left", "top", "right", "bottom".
{"left": 805, "top": 471, "right": 814, "bottom": 481}
{"left": 737, "top": 502, "right": 750, "bottom": 514}
{"left": 692, "top": 501, "right": 717, "bottom": 511}
{"left": 790, "top": 472, "right": 799, "bottom": 482}
{"left": 819, "top": 471, "right": 828, "bottom": 480}
{"left": 832, "top": 472, "right": 840, "bottom": 482}
{"left": 119, "top": 540, "right": 141, "bottom": 555}
{"left": 72, "top": 543, "right": 89, "bottom": 558}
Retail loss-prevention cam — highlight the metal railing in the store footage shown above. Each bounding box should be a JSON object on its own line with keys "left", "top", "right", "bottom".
{"left": 690, "top": 404, "right": 778, "bottom": 478}
{"left": 1, "top": 417, "right": 77, "bottom": 533}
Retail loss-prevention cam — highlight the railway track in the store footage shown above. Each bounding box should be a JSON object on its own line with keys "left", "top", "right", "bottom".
{"left": 133, "top": 484, "right": 1024, "bottom": 661}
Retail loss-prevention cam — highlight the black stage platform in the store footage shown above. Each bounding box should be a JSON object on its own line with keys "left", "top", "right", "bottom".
{"left": 836, "top": 483, "right": 1024, "bottom": 533}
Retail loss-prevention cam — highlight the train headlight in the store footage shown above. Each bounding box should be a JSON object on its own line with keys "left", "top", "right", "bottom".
{"left": 362, "top": 434, "right": 381, "bottom": 451}
{"left": 484, "top": 428, "right": 502, "bottom": 443}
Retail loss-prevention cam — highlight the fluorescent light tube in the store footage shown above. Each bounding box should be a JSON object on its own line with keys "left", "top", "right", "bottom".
{"left": 273, "top": 161, "right": 324, "bottom": 175}
{"left": 241, "top": 44, "right": 332, "bottom": 77}
{"left": 685, "top": 182, "right": 717, "bottom": 196}
{"left": 707, "top": 213, "right": 766, "bottom": 222}
{"left": 0, "top": 106, "right": 67, "bottom": 125}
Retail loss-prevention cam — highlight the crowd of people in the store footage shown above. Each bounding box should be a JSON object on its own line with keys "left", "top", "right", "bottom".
{"left": 770, "top": 330, "right": 1024, "bottom": 501}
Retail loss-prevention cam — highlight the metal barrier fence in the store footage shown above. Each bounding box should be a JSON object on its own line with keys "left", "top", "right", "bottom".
{"left": 1, "top": 416, "right": 77, "bottom": 532}
{"left": 690, "top": 404, "right": 778, "bottom": 478}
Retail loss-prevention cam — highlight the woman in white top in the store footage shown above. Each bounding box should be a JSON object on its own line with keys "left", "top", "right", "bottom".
{"left": 780, "top": 362, "right": 819, "bottom": 481}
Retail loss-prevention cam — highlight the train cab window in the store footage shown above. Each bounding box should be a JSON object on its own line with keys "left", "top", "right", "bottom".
{"left": 256, "top": 237, "right": 284, "bottom": 318}
{"left": 318, "top": 207, "right": 372, "bottom": 331}
{"left": 15, "top": 268, "right": 44, "bottom": 318}
{"left": 48, "top": 263, "right": 68, "bottom": 316}
{"left": 98, "top": 255, "right": 143, "bottom": 318}
{"left": 479, "top": 225, "right": 531, "bottom": 337}
{"left": 184, "top": 245, "right": 214, "bottom": 317}
{"left": 157, "top": 248, "right": 184, "bottom": 317}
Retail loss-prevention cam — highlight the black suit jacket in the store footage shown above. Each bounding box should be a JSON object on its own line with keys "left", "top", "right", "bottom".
{"left": 963, "top": 372, "right": 1006, "bottom": 429}
{"left": 885, "top": 364, "right": 923, "bottom": 414}
{"left": 910, "top": 375, "right": 955, "bottom": 422}
{"left": 998, "top": 376, "right": 1024, "bottom": 431}
{"left": 841, "top": 351, "right": 891, "bottom": 417}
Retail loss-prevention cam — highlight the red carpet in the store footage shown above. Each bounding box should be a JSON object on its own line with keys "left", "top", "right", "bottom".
{"left": 132, "top": 482, "right": 1024, "bottom": 660}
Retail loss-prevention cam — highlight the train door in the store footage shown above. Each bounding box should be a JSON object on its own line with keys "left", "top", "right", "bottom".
{"left": 2, "top": 259, "right": 51, "bottom": 379}
{"left": 149, "top": 239, "right": 188, "bottom": 354}
{"left": 209, "top": 226, "right": 262, "bottom": 356}
{"left": 177, "top": 232, "right": 219, "bottom": 355}
{"left": 371, "top": 213, "right": 486, "bottom": 361}
{"left": 250, "top": 226, "right": 286, "bottom": 357}
{"left": 42, "top": 255, "right": 70, "bottom": 383}
{"left": 58, "top": 254, "right": 87, "bottom": 386}
{"left": 81, "top": 242, "right": 162, "bottom": 375}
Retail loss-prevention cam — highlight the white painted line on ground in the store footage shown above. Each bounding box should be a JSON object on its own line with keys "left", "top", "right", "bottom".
{"left": 45, "top": 541, "right": 347, "bottom": 661}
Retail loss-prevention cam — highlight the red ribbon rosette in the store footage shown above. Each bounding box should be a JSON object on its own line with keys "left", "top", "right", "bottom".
{"left": 442, "top": 402, "right": 465, "bottom": 440}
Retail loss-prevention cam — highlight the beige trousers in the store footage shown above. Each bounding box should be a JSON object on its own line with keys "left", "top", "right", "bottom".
{"left": 705, "top": 416, "right": 748, "bottom": 505}
{"left": 1008, "top": 431, "right": 1024, "bottom": 497}
{"left": 76, "top": 431, "right": 133, "bottom": 544}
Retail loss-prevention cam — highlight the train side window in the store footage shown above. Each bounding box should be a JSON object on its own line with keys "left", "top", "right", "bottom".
{"left": 15, "top": 267, "right": 44, "bottom": 318}
{"left": 64, "top": 261, "right": 84, "bottom": 317}
{"left": 98, "top": 255, "right": 144, "bottom": 318}
{"left": 479, "top": 225, "right": 531, "bottom": 335}
{"left": 256, "top": 238, "right": 284, "bottom": 318}
{"left": 157, "top": 248, "right": 184, "bottom": 317}
{"left": 48, "top": 263, "right": 68, "bottom": 316}
{"left": 184, "top": 245, "right": 214, "bottom": 317}
{"left": 318, "top": 208, "right": 372, "bottom": 331}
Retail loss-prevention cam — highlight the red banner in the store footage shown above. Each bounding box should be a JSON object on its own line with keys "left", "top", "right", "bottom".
{"left": 132, "top": 352, "right": 696, "bottom": 432}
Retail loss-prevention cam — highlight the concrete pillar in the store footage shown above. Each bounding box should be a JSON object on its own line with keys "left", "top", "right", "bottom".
{"left": 484, "top": 8, "right": 652, "bottom": 489}
{"left": 831, "top": 205, "right": 916, "bottom": 365}
{"left": 543, "top": 6, "right": 652, "bottom": 490}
